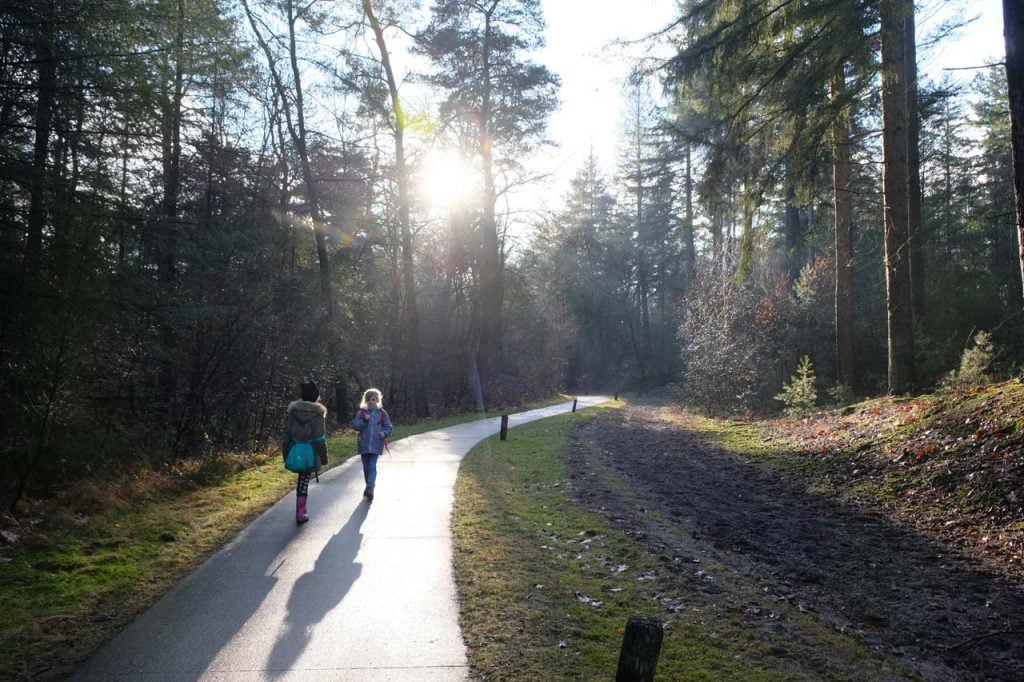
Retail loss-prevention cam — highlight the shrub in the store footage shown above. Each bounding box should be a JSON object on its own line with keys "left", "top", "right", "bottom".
{"left": 678, "top": 266, "right": 802, "bottom": 413}
{"left": 775, "top": 355, "right": 817, "bottom": 415}
{"left": 827, "top": 381, "right": 857, "bottom": 406}
{"left": 942, "top": 330, "right": 996, "bottom": 389}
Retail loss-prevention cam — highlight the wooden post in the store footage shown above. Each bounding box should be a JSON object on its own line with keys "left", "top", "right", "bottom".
{"left": 614, "top": 392, "right": 619, "bottom": 401}
{"left": 616, "top": 616, "right": 663, "bottom": 682}
{"left": 572, "top": 398, "right": 578, "bottom": 412}
{"left": 500, "top": 414, "right": 508, "bottom": 440}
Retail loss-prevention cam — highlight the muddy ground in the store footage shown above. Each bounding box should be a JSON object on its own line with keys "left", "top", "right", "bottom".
{"left": 564, "top": 402, "right": 1024, "bottom": 681}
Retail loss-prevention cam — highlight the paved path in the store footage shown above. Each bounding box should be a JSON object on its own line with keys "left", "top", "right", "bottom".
{"left": 72, "top": 397, "right": 608, "bottom": 681}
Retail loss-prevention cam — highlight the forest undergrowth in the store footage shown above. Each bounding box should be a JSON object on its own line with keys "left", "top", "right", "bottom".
{"left": 759, "top": 378, "right": 1024, "bottom": 581}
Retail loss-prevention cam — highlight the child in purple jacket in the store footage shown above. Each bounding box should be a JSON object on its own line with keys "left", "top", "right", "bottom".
{"left": 352, "top": 388, "right": 393, "bottom": 500}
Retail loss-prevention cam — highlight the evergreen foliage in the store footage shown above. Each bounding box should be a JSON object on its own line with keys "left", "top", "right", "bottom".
{"left": 775, "top": 355, "right": 818, "bottom": 415}
{"left": 942, "top": 331, "right": 997, "bottom": 390}
{"left": 826, "top": 382, "right": 857, "bottom": 406}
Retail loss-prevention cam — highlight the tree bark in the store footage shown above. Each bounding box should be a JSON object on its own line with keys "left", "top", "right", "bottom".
{"left": 784, "top": 176, "right": 802, "bottom": 287}
{"left": 157, "top": 0, "right": 185, "bottom": 403}
{"left": 242, "top": 0, "right": 333, "bottom": 321}
{"left": 159, "top": 0, "right": 184, "bottom": 283}
{"left": 362, "top": 0, "right": 429, "bottom": 417}
{"left": 831, "top": 69, "right": 856, "bottom": 390}
{"left": 476, "top": 2, "right": 503, "bottom": 401}
{"left": 1004, "top": 0, "right": 1024, "bottom": 302}
{"left": 468, "top": 1, "right": 503, "bottom": 403}
{"left": 631, "top": 89, "right": 651, "bottom": 358}
{"left": 285, "top": 0, "right": 332, "bottom": 321}
{"left": 684, "top": 144, "right": 696, "bottom": 280}
{"left": 880, "top": 0, "right": 916, "bottom": 393}
{"left": 736, "top": 188, "right": 756, "bottom": 281}
{"left": 49, "top": 76, "right": 84, "bottom": 280}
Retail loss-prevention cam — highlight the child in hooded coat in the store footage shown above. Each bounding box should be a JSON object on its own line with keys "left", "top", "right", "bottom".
{"left": 352, "top": 388, "right": 392, "bottom": 500}
{"left": 282, "top": 380, "right": 329, "bottom": 524}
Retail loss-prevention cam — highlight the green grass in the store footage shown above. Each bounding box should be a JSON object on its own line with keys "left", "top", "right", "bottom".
{"left": 0, "top": 443, "right": 332, "bottom": 679}
{"left": 0, "top": 397, "right": 579, "bottom": 680}
{"left": 661, "top": 408, "right": 830, "bottom": 480}
{"left": 452, "top": 402, "right": 915, "bottom": 680}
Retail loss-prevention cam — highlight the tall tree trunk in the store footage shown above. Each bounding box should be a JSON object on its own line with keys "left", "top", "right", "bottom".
{"left": 477, "top": 5, "right": 503, "bottom": 400}
{"left": 242, "top": 0, "right": 333, "bottom": 321}
{"left": 880, "top": 0, "right": 916, "bottom": 393}
{"left": 159, "top": 0, "right": 184, "bottom": 280}
{"left": 684, "top": 144, "right": 696, "bottom": 280}
{"left": 157, "top": 0, "right": 185, "bottom": 403}
{"left": 736, "top": 188, "right": 756, "bottom": 281}
{"left": 711, "top": 205, "right": 724, "bottom": 273}
{"left": 362, "top": 0, "right": 429, "bottom": 417}
{"left": 784, "top": 175, "right": 802, "bottom": 287}
{"left": 1004, "top": 0, "right": 1024, "bottom": 302}
{"left": 285, "top": 0, "right": 332, "bottom": 321}
{"left": 905, "top": 6, "right": 925, "bottom": 326}
{"left": 831, "top": 69, "right": 856, "bottom": 390}
{"left": 50, "top": 79, "right": 84, "bottom": 280}
{"left": 632, "top": 97, "right": 650, "bottom": 357}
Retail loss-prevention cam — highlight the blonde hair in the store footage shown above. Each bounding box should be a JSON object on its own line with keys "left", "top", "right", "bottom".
{"left": 359, "top": 388, "right": 383, "bottom": 409}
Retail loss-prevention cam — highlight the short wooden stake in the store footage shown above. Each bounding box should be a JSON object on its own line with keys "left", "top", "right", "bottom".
{"left": 499, "top": 414, "right": 508, "bottom": 440}
{"left": 572, "top": 398, "right": 578, "bottom": 412}
{"left": 615, "top": 616, "right": 663, "bottom": 682}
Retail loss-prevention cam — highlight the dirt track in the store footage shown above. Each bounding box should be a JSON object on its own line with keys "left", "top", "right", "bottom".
{"left": 565, "top": 403, "right": 1024, "bottom": 681}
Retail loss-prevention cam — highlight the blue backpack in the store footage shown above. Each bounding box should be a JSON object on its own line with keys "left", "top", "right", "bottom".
{"left": 284, "top": 435, "right": 325, "bottom": 473}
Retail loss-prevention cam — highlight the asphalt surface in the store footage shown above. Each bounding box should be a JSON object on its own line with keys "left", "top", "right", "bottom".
{"left": 71, "top": 397, "right": 608, "bottom": 681}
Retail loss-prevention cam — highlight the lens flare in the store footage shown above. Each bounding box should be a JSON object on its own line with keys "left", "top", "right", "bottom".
{"left": 417, "top": 151, "right": 475, "bottom": 211}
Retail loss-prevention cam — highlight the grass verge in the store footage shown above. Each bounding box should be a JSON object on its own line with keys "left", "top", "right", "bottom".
{"left": 0, "top": 432, "right": 354, "bottom": 680}
{"left": 453, "top": 402, "right": 912, "bottom": 680}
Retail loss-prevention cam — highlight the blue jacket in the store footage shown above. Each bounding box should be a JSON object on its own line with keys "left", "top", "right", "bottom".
{"left": 353, "top": 406, "right": 393, "bottom": 455}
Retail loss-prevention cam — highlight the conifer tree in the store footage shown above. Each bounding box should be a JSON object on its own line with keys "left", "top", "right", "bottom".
{"left": 880, "top": 0, "right": 916, "bottom": 393}
{"left": 417, "top": 0, "right": 559, "bottom": 401}
{"left": 1003, "top": 0, "right": 1024, "bottom": 301}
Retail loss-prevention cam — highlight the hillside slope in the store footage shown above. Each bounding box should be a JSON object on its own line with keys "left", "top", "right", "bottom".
{"left": 763, "top": 379, "right": 1024, "bottom": 582}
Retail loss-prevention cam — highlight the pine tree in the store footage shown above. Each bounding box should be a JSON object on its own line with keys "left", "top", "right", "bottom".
{"left": 417, "top": 0, "right": 559, "bottom": 401}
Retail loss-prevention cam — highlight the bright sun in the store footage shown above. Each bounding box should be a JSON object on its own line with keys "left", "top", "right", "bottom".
{"left": 417, "top": 150, "right": 475, "bottom": 211}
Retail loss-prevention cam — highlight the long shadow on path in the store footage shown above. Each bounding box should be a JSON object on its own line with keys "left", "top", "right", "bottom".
{"left": 71, "top": 501, "right": 297, "bottom": 679}
{"left": 265, "top": 500, "right": 370, "bottom": 676}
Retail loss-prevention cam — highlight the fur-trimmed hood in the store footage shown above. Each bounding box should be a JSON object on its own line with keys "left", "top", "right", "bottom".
{"left": 287, "top": 400, "right": 327, "bottom": 421}
{"left": 282, "top": 399, "right": 328, "bottom": 465}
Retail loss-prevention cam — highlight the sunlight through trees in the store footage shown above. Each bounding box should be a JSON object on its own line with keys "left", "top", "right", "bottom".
{"left": 0, "top": 0, "right": 1017, "bottom": 506}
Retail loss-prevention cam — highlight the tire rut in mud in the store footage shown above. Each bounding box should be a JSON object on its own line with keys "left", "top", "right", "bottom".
{"left": 565, "top": 405, "right": 1024, "bottom": 681}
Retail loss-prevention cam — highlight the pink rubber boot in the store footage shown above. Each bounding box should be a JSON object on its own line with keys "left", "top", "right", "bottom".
{"left": 296, "top": 495, "right": 309, "bottom": 524}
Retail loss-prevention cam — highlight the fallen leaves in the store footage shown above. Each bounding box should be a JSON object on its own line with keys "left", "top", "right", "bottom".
{"left": 763, "top": 380, "right": 1024, "bottom": 582}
